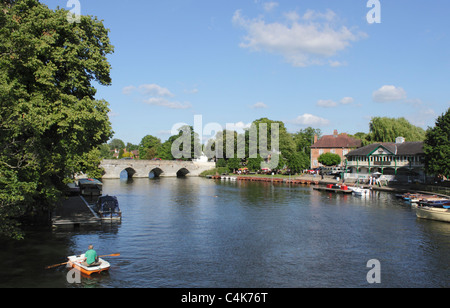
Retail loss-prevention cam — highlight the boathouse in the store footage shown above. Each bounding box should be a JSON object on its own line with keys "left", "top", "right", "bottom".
{"left": 345, "top": 137, "right": 426, "bottom": 182}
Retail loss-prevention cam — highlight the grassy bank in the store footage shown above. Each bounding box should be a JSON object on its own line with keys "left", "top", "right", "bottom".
{"left": 199, "top": 167, "right": 229, "bottom": 177}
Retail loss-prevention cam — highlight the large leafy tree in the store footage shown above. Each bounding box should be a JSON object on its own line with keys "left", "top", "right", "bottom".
{"left": 424, "top": 108, "right": 450, "bottom": 178}
{"left": 366, "top": 117, "right": 426, "bottom": 143}
{"left": 0, "top": 0, "right": 114, "bottom": 239}
{"left": 138, "top": 135, "right": 161, "bottom": 160}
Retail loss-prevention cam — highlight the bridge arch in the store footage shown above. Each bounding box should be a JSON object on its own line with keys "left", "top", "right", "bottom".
{"left": 149, "top": 168, "right": 164, "bottom": 178}
{"left": 100, "top": 159, "right": 215, "bottom": 179}
{"left": 176, "top": 168, "right": 190, "bottom": 177}
{"left": 120, "top": 167, "right": 136, "bottom": 179}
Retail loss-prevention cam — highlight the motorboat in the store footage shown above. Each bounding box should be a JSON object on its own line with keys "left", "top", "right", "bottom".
{"left": 351, "top": 186, "right": 371, "bottom": 196}
{"left": 416, "top": 206, "right": 450, "bottom": 223}
{"left": 95, "top": 195, "right": 122, "bottom": 221}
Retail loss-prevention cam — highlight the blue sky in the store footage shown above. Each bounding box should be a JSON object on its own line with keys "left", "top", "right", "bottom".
{"left": 42, "top": 0, "right": 450, "bottom": 145}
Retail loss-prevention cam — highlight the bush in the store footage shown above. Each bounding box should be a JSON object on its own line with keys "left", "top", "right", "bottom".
{"left": 318, "top": 153, "right": 341, "bottom": 166}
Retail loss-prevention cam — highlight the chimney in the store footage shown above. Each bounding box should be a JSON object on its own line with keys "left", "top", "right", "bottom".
{"left": 333, "top": 129, "right": 338, "bottom": 137}
{"left": 396, "top": 137, "right": 405, "bottom": 144}
{"left": 314, "top": 135, "right": 318, "bottom": 144}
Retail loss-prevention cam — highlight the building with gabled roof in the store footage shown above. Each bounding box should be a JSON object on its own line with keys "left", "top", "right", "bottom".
{"left": 345, "top": 137, "right": 426, "bottom": 181}
{"left": 310, "top": 130, "right": 362, "bottom": 169}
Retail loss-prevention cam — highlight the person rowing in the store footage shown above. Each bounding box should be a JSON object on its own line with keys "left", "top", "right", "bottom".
{"left": 82, "top": 245, "right": 101, "bottom": 267}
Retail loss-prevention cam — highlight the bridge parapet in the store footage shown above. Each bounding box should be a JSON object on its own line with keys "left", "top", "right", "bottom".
{"left": 100, "top": 159, "right": 215, "bottom": 179}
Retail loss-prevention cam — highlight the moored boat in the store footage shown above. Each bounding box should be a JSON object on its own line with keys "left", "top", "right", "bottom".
{"left": 418, "top": 198, "right": 450, "bottom": 207}
{"left": 95, "top": 195, "right": 122, "bottom": 221}
{"left": 67, "top": 255, "right": 110, "bottom": 275}
{"left": 78, "top": 178, "right": 103, "bottom": 196}
{"left": 351, "top": 187, "right": 371, "bottom": 196}
{"left": 416, "top": 207, "right": 450, "bottom": 223}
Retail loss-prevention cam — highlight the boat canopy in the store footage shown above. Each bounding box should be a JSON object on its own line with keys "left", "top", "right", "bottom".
{"left": 96, "top": 195, "right": 120, "bottom": 213}
{"left": 78, "top": 178, "right": 103, "bottom": 186}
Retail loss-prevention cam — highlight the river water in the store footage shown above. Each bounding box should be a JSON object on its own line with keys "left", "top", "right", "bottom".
{"left": 0, "top": 177, "right": 449, "bottom": 288}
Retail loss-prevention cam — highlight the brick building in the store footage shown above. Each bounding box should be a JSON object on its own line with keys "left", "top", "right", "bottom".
{"left": 310, "top": 130, "right": 362, "bottom": 169}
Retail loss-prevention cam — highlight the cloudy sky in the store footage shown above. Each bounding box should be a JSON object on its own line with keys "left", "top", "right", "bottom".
{"left": 42, "top": 0, "right": 450, "bottom": 144}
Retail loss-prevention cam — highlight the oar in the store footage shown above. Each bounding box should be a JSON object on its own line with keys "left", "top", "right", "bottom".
{"left": 45, "top": 253, "right": 121, "bottom": 269}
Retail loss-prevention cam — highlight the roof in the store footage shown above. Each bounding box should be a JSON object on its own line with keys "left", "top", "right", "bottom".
{"left": 346, "top": 142, "right": 424, "bottom": 157}
{"left": 311, "top": 134, "right": 362, "bottom": 149}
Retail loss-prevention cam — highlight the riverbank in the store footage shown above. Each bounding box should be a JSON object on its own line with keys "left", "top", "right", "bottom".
{"left": 207, "top": 173, "right": 450, "bottom": 198}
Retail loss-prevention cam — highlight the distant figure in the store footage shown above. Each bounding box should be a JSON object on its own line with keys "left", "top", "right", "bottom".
{"left": 83, "top": 245, "right": 100, "bottom": 267}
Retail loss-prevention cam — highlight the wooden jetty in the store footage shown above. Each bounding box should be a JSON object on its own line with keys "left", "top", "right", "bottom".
{"left": 313, "top": 187, "right": 353, "bottom": 194}
{"left": 209, "top": 175, "right": 319, "bottom": 185}
{"left": 52, "top": 195, "right": 101, "bottom": 228}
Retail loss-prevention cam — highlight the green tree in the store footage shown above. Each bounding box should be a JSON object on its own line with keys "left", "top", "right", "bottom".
{"left": 0, "top": 0, "right": 114, "bottom": 239}
{"left": 286, "top": 152, "right": 310, "bottom": 174}
{"left": 216, "top": 158, "right": 227, "bottom": 168}
{"left": 227, "top": 157, "right": 241, "bottom": 172}
{"left": 158, "top": 135, "right": 178, "bottom": 161}
{"left": 367, "top": 117, "right": 426, "bottom": 143}
{"left": 108, "top": 139, "right": 125, "bottom": 151}
{"left": 292, "top": 127, "right": 321, "bottom": 156}
{"left": 99, "top": 143, "right": 113, "bottom": 159}
{"left": 247, "top": 155, "right": 263, "bottom": 171}
{"left": 318, "top": 153, "right": 341, "bottom": 166}
{"left": 424, "top": 108, "right": 450, "bottom": 178}
{"left": 170, "top": 125, "right": 202, "bottom": 161}
{"left": 138, "top": 135, "right": 161, "bottom": 160}
{"left": 251, "top": 118, "right": 296, "bottom": 157}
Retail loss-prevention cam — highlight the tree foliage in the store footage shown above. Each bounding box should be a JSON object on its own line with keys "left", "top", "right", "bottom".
{"left": 424, "top": 108, "right": 450, "bottom": 178}
{"left": 0, "top": 0, "right": 114, "bottom": 239}
{"left": 318, "top": 153, "right": 341, "bottom": 166}
{"left": 138, "top": 135, "right": 161, "bottom": 160}
{"left": 366, "top": 117, "right": 426, "bottom": 143}
{"left": 285, "top": 151, "right": 310, "bottom": 174}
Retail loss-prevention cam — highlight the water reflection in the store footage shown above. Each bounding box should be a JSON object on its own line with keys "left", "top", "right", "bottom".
{"left": 0, "top": 178, "right": 449, "bottom": 288}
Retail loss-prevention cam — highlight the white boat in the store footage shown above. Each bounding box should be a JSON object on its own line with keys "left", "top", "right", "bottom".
{"left": 351, "top": 187, "right": 371, "bottom": 196}
{"left": 416, "top": 207, "right": 450, "bottom": 223}
{"left": 67, "top": 254, "right": 111, "bottom": 275}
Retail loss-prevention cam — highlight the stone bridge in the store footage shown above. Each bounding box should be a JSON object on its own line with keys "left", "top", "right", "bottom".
{"left": 100, "top": 159, "right": 216, "bottom": 179}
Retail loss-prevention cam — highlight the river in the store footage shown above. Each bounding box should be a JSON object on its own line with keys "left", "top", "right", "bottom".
{"left": 0, "top": 177, "right": 449, "bottom": 288}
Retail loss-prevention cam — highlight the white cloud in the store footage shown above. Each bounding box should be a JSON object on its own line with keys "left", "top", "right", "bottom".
{"left": 158, "top": 130, "right": 172, "bottom": 136}
{"left": 406, "top": 108, "right": 437, "bottom": 127}
{"left": 263, "top": 2, "right": 278, "bottom": 12}
{"left": 316, "top": 99, "right": 337, "bottom": 108}
{"left": 122, "top": 85, "right": 136, "bottom": 95}
{"left": 316, "top": 97, "right": 354, "bottom": 108}
{"left": 232, "top": 9, "right": 366, "bottom": 67}
{"left": 302, "top": 9, "right": 336, "bottom": 22}
{"left": 226, "top": 121, "right": 252, "bottom": 132}
{"left": 252, "top": 102, "right": 268, "bottom": 109}
{"left": 184, "top": 88, "right": 199, "bottom": 94}
{"left": 143, "top": 97, "right": 191, "bottom": 110}
{"left": 108, "top": 111, "right": 120, "bottom": 118}
{"left": 292, "top": 113, "right": 330, "bottom": 126}
{"left": 340, "top": 97, "right": 354, "bottom": 105}
{"left": 125, "top": 83, "right": 192, "bottom": 110}
{"left": 139, "top": 84, "right": 174, "bottom": 97}
{"left": 373, "top": 85, "right": 407, "bottom": 103}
